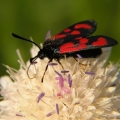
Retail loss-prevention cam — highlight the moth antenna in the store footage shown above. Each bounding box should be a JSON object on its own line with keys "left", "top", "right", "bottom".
{"left": 11, "top": 33, "right": 41, "bottom": 50}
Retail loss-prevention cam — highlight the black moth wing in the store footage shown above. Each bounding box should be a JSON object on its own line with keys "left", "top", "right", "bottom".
{"left": 57, "top": 35, "right": 118, "bottom": 58}
{"left": 52, "top": 20, "right": 97, "bottom": 40}
{"left": 43, "top": 20, "right": 97, "bottom": 48}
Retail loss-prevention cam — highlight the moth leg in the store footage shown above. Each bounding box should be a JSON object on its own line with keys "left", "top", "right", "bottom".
{"left": 73, "top": 57, "right": 78, "bottom": 62}
{"left": 41, "top": 59, "right": 52, "bottom": 82}
{"left": 73, "top": 57, "right": 88, "bottom": 67}
{"left": 56, "top": 60, "right": 64, "bottom": 69}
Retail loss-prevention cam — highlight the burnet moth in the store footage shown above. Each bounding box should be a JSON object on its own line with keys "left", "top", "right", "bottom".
{"left": 12, "top": 20, "right": 118, "bottom": 82}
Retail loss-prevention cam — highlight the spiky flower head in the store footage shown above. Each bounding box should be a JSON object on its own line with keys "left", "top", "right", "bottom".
{"left": 0, "top": 44, "right": 120, "bottom": 120}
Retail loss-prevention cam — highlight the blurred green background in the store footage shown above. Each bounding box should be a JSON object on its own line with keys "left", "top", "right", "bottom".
{"left": 0, "top": 0, "right": 120, "bottom": 77}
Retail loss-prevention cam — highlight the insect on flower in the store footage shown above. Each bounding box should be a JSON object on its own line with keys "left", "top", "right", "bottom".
{"left": 12, "top": 20, "right": 118, "bottom": 82}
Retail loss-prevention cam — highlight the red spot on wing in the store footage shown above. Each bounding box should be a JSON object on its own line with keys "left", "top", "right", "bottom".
{"left": 55, "top": 34, "right": 67, "bottom": 39}
{"left": 92, "top": 37, "right": 108, "bottom": 46}
{"left": 71, "top": 30, "right": 80, "bottom": 35}
{"left": 74, "top": 23, "right": 92, "bottom": 29}
{"left": 79, "top": 38, "right": 88, "bottom": 43}
{"left": 59, "top": 42, "right": 87, "bottom": 53}
{"left": 64, "top": 28, "right": 71, "bottom": 32}
{"left": 75, "top": 37, "right": 88, "bottom": 43}
{"left": 75, "top": 37, "right": 82, "bottom": 40}
{"left": 60, "top": 42, "right": 74, "bottom": 49}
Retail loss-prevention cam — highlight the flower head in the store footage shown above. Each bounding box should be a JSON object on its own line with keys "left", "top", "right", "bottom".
{"left": 0, "top": 45, "right": 120, "bottom": 120}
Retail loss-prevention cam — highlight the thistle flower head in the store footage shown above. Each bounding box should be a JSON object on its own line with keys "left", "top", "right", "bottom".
{"left": 0, "top": 45, "right": 120, "bottom": 120}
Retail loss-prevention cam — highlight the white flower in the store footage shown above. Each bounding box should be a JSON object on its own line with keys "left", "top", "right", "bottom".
{"left": 0, "top": 45, "right": 120, "bottom": 120}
